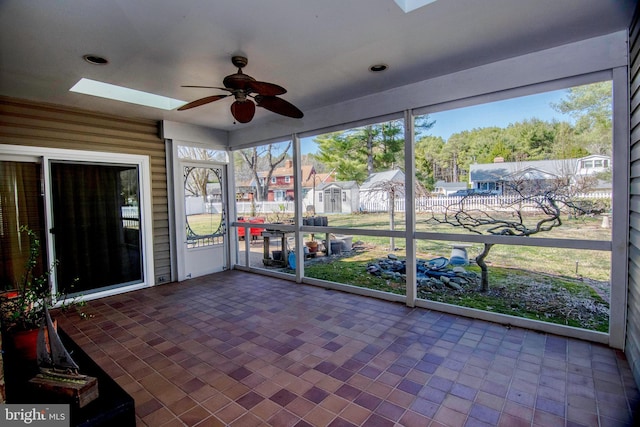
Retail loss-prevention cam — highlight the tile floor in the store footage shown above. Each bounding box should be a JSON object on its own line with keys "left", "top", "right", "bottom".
{"left": 58, "top": 270, "right": 639, "bottom": 426}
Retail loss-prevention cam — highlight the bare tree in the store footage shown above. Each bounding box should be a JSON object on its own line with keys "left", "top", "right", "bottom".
{"left": 360, "top": 171, "right": 428, "bottom": 249}
{"left": 428, "top": 176, "right": 591, "bottom": 291}
{"left": 179, "top": 147, "right": 226, "bottom": 197}
{"left": 238, "top": 142, "right": 291, "bottom": 202}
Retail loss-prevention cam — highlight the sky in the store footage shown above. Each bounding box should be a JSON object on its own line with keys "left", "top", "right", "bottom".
{"left": 301, "top": 88, "right": 575, "bottom": 155}
{"left": 425, "top": 90, "right": 573, "bottom": 140}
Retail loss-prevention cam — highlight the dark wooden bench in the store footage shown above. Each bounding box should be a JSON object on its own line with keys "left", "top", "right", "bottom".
{"left": 4, "top": 328, "right": 135, "bottom": 427}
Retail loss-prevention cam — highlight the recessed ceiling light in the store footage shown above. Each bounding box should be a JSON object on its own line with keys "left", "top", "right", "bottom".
{"left": 83, "top": 54, "right": 109, "bottom": 65}
{"left": 369, "top": 64, "right": 388, "bottom": 72}
{"left": 70, "top": 78, "right": 186, "bottom": 110}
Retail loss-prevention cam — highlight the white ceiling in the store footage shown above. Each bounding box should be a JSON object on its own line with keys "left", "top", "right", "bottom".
{"left": 0, "top": 0, "right": 636, "bottom": 133}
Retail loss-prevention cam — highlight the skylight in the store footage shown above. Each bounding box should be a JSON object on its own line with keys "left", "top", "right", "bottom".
{"left": 393, "top": 0, "right": 437, "bottom": 13}
{"left": 70, "top": 78, "right": 186, "bottom": 110}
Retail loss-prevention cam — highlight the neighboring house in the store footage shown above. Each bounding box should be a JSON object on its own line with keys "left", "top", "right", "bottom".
{"left": 250, "top": 160, "right": 334, "bottom": 202}
{"left": 235, "top": 185, "right": 256, "bottom": 203}
{"left": 576, "top": 154, "right": 611, "bottom": 175}
{"left": 469, "top": 156, "right": 612, "bottom": 195}
{"left": 574, "top": 154, "right": 613, "bottom": 191}
{"left": 254, "top": 159, "right": 296, "bottom": 201}
{"left": 434, "top": 180, "right": 468, "bottom": 196}
{"left": 359, "top": 169, "right": 406, "bottom": 211}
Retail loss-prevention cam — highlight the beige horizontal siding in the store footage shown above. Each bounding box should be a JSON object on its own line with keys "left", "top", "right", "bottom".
{"left": 627, "top": 5, "right": 640, "bottom": 387}
{"left": 0, "top": 96, "right": 170, "bottom": 284}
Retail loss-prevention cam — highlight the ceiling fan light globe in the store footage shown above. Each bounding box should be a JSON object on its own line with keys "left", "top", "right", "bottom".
{"left": 230, "top": 100, "right": 256, "bottom": 123}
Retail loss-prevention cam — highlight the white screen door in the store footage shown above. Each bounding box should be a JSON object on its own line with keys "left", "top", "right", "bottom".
{"left": 175, "top": 161, "right": 227, "bottom": 280}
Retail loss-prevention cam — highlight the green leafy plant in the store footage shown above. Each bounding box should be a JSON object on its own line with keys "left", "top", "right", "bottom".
{"left": 0, "top": 226, "right": 85, "bottom": 333}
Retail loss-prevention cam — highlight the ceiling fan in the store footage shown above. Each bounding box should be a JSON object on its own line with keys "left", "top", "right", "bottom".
{"left": 177, "top": 55, "right": 304, "bottom": 123}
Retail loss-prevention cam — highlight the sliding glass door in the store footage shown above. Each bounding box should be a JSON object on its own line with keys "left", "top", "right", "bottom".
{"left": 0, "top": 146, "right": 153, "bottom": 299}
{"left": 50, "top": 162, "right": 143, "bottom": 294}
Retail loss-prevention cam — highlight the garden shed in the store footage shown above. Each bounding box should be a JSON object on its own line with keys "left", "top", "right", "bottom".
{"left": 310, "top": 181, "right": 359, "bottom": 214}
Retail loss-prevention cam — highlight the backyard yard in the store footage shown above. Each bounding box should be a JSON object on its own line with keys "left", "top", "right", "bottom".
{"left": 315, "top": 211, "right": 611, "bottom": 277}
{"left": 298, "top": 213, "right": 611, "bottom": 332}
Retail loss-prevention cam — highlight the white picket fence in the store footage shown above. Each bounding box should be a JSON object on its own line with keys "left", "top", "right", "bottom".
{"left": 236, "top": 201, "right": 295, "bottom": 216}
{"left": 359, "top": 192, "right": 612, "bottom": 213}
{"left": 121, "top": 206, "right": 140, "bottom": 228}
{"left": 179, "top": 192, "right": 612, "bottom": 216}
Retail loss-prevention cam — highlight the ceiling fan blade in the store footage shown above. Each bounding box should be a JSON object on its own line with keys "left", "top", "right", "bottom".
{"left": 182, "top": 85, "right": 232, "bottom": 91}
{"left": 177, "top": 95, "right": 228, "bottom": 111}
{"left": 248, "top": 81, "right": 287, "bottom": 96}
{"left": 255, "top": 95, "right": 304, "bottom": 119}
{"left": 230, "top": 100, "right": 256, "bottom": 123}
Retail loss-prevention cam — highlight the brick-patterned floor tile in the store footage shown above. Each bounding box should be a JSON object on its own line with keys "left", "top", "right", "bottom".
{"left": 55, "top": 270, "right": 638, "bottom": 427}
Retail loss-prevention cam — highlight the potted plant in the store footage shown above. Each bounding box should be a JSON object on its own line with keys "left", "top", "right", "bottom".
{"left": 305, "top": 240, "right": 318, "bottom": 253}
{"left": 0, "top": 226, "right": 84, "bottom": 361}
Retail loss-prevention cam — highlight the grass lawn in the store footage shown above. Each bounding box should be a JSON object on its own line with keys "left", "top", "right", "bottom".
{"left": 187, "top": 213, "right": 224, "bottom": 235}
{"left": 322, "top": 212, "right": 611, "bottom": 281}
{"left": 303, "top": 246, "right": 609, "bottom": 332}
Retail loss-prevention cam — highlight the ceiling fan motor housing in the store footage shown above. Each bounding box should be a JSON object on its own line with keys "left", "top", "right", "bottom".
{"left": 223, "top": 72, "right": 256, "bottom": 93}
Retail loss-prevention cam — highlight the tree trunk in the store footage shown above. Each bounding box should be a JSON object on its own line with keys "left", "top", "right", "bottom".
{"left": 250, "top": 195, "right": 256, "bottom": 217}
{"left": 366, "top": 130, "right": 374, "bottom": 176}
{"left": 452, "top": 152, "right": 458, "bottom": 182}
{"left": 475, "top": 243, "right": 494, "bottom": 292}
{"left": 389, "top": 188, "right": 395, "bottom": 251}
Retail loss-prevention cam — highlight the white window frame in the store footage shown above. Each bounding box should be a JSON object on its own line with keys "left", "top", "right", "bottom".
{"left": 410, "top": 73, "right": 627, "bottom": 348}
{"left": 274, "top": 190, "right": 285, "bottom": 201}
